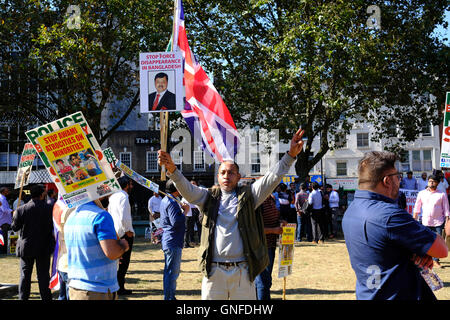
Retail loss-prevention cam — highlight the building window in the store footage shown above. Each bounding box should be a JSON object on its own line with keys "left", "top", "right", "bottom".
{"left": 421, "top": 124, "right": 432, "bottom": 137}
{"left": 398, "top": 151, "right": 410, "bottom": 172}
{"left": 120, "top": 152, "right": 132, "bottom": 168}
{"left": 171, "top": 150, "right": 182, "bottom": 172}
{"left": 356, "top": 133, "right": 369, "bottom": 148}
{"left": 412, "top": 149, "right": 433, "bottom": 172}
{"left": 423, "top": 150, "right": 432, "bottom": 171}
{"left": 387, "top": 123, "right": 398, "bottom": 138}
{"left": 336, "top": 162, "right": 347, "bottom": 176}
{"left": 194, "top": 151, "right": 205, "bottom": 171}
{"left": 251, "top": 153, "right": 260, "bottom": 174}
{"left": 412, "top": 150, "right": 421, "bottom": 171}
{"left": 335, "top": 135, "right": 347, "bottom": 149}
{"left": 146, "top": 151, "right": 159, "bottom": 172}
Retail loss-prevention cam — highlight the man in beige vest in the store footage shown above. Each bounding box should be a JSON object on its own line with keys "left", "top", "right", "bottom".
{"left": 158, "top": 128, "right": 304, "bottom": 300}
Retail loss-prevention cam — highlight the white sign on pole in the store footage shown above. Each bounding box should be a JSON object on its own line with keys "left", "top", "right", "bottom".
{"left": 139, "top": 52, "right": 184, "bottom": 113}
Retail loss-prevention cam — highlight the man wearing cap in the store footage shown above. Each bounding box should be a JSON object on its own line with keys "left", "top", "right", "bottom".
{"left": 413, "top": 174, "right": 450, "bottom": 268}
{"left": 160, "top": 180, "right": 190, "bottom": 300}
{"left": 401, "top": 171, "right": 418, "bottom": 190}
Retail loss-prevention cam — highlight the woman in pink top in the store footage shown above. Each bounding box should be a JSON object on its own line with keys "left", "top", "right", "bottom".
{"left": 413, "top": 174, "right": 450, "bottom": 267}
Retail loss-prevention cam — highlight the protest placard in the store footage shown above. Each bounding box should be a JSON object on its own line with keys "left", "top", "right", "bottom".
{"left": 7, "top": 231, "right": 18, "bottom": 256}
{"left": 25, "top": 112, "right": 121, "bottom": 208}
{"left": 14, "top": 143, "right": 37, "bottom": 189}
{"left": 278, "top": 223, "right": 296, "bottom": 278}
{"left": 139, "top": 52, "right": 184, "bottom": 113}
{"left": 278, "top": 223, "right": 296, "bottom": 300}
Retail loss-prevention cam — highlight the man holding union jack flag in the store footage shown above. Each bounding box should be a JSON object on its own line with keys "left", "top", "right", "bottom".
{"left": 158, "top": 128, "right": 304, "bottom": 299}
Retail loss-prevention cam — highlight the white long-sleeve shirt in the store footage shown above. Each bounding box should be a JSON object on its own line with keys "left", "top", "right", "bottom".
{"left": 107, "top": 190, "right": 134, "bottom": 238}
{"left": 148, "top": 195, "right": 162, "bottom": 215}
{"left": 308, "top": 189, "right": 323, "bottom": 210}
{"left": 329, "top": 190, "right": 340, "bottom": 208}
{"left": 0, "top": 194, "right": 12, "bottom": 226}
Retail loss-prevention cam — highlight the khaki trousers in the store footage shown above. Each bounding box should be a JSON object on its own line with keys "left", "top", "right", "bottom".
{"left": 201, "top": 262, "right": 256, "bottom": 300}
{"left": 69, "top": 287, "right": 118, "bottom": 300}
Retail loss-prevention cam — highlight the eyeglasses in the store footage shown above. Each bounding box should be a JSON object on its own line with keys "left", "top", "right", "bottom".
{"left": 384, "top": 172, "right": 402, "bottom": 180}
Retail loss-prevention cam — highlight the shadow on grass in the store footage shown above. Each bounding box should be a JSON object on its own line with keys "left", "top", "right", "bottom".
{"left": 128, "top": 270, "right": 164, "bottom": 275}
{"left": 118, "top": 288, "right": 201, "bottom": 299}
{"left": 132, "top": 259, "right": 197, "bottom": 264}
{"left": 272, "top": 288, "right": 354, "bottom": 296}
{"left": 125, "top": 277, "right": 161, "bottom": 284}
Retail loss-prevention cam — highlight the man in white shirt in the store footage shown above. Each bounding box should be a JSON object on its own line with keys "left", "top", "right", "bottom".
{"left": 326, "top": 184, "right": 340, "bottom": 238}
{"left": 148, "top": 192, "right": 162, "bottom": 220}
{"left": 107, "top": 176, "right": 135, "bottom": 295}
{"left": 0, "top": 187, "right": 13, "bottom": 254}
{"left": 148, "top": 192, "right": 163, "bottom": 243}
{"left": 437, "top": 174, "right": 449, "bottom": 194}
{"left": 308, "top": 182, "right": 325, "bottom": 244}
{"left": 181, "top": 198, "right": 195, "bottom": 248}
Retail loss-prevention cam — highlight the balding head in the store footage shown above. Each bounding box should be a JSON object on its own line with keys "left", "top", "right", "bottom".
{"left": 217, "top": 161, "right": 241, "bottom": 192}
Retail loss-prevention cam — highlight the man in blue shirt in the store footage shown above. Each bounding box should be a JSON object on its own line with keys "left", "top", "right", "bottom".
{"left": 64, "top": 199, "right": 129, "bottom": 300}
{"left": 401, "top": 171, "right": 418, "bottom": 190}
{"left": 343, "top": 151, "right": 447, "bottom": 300}
{"left": 160, "top": 180, "right": 189, "bottom": 300}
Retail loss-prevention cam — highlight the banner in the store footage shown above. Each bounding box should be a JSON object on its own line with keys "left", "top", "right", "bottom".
{"left": 327, "top": 178, "right": 358, "bottom": 191}
{"left": 278, "top": 223, "right": 296, "bottom": 278}
{"left": 139, "top": 52, "right": 184, "bottom": 113}
{"left": 400, "top": 188, "right": 419, "bottom": 215}
{"left": 440, "top": 92, "right": 450, "bottom": 168}
{"left": 25, "top": 112, "right": 121, "bottom": 208}
{"left": 14, "top": 143, "right": 37, "bottom": 189}
{"left": 116, "top": 160, "right": 160, "bottom": 193}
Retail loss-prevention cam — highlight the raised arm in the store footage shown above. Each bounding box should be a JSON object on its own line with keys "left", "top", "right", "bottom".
{"left": 158, "top": 150, "right": 209, "bottom": 210}
{"left": 251, "top": 128, "right": 304, "bottom": 209}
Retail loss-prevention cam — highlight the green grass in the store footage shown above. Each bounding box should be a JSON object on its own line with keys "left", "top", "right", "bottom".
{"left": 1, "top": 237, "right": 450, "bottom": 300}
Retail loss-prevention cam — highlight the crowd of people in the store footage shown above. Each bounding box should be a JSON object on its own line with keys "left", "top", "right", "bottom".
{"left": 270, "top": 180, "right": 343, "bottom": 245}
{"left": 1, "top": 131, "right": 450, "bottom": 300}
{"left": 0, "top": 177, "right": 135, "bottom": 301}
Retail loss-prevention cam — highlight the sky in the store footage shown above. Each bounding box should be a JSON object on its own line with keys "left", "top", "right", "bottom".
{"left": 433, "top": 9, "right": 449, "bottom": 45}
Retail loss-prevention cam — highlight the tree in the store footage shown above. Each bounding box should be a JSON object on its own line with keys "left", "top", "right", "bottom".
{"left": 0, "top": 0, "right": 174, "bottom": 145}
{"left": 183, "top": 0, "right": 449, "bottom": 179}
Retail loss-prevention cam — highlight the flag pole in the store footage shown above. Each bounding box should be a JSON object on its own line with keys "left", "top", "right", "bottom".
{"left": 160, "top": 112, "right": 167, "bottom": 181}
{"left": 17, "top": 171, "right": 25, "bottom": 210}
{"left": 160, "top": 0, "right": 179, "bottom": 182}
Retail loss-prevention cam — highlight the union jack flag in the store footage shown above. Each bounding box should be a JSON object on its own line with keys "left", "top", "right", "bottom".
{"left": 49, "top": 221, "right": 60, "bottom": 290}
{"left": 172, "top": 0, "right": 240, "bottom": 163}
{"left": 49, "top": 200, "right": 65, "bottom": 291}
{"left": 0, "top": 229, "right": 4, "bottom": 246}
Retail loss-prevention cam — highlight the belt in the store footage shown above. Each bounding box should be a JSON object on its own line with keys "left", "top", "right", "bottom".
{"left": 215, "top": 261, "right": 246, "bottom": 267}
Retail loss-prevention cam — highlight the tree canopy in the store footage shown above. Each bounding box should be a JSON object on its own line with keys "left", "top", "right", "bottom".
{"left": 1, "top": 0, "right": 173, "bottom": 145}
{"left": 184, "top": 0, "right": 449, "bottom": 178}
